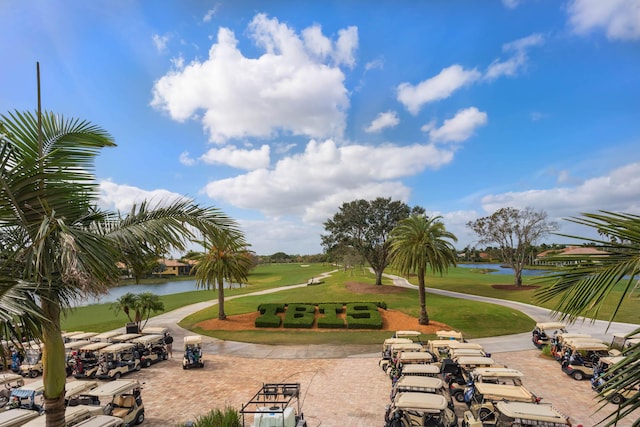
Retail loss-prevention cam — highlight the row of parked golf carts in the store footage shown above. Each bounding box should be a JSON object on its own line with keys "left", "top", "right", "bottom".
{"left": 0, "top": 374, "right": 143, "bottom": 427}
{"left": 380, "top": 329, "right": 572, "bottom": 427}
{"left": 532, "top": 321, "right": 639, "bottom": 405}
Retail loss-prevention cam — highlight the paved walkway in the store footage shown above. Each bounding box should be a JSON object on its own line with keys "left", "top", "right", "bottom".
{"left": 140, "top": 270, "right": 638, "bottom": 358}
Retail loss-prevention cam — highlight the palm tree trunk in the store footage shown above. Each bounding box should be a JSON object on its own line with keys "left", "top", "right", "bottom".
{"left": 418, "top": 273, "right": 429, "bottom": 325}
{"left": 217, "top": 274, "right": 226, "bottom": 320}
{"left": 41, "top": 299, "right": 67, "bottom": 427}
{"left": 374, "top": 268, "right": 383, "bottom": 286}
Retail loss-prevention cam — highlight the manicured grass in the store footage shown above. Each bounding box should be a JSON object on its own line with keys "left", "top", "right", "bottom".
{"left": 179, "top": 268, "right": 535, "bottom": 343}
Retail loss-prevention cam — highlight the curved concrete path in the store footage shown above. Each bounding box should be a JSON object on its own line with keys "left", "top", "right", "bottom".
{"left": 140, "top": 269, "right": 638, "bottom": 358}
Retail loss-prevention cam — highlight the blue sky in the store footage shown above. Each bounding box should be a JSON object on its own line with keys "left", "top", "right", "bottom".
{"left": 2, "top": 0, "right": 639, "bottom": 255}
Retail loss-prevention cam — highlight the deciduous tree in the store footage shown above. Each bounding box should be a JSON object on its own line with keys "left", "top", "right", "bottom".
{"left": 467, "top": 207, "right": 557, "bottom": 286}
{"left": 322, "top": 198, "right": 423, "bottom": 285}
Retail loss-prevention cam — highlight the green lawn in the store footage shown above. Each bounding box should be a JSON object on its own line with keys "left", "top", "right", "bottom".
{"left": 61, "top": 262, "right": 639, "bottom": 345}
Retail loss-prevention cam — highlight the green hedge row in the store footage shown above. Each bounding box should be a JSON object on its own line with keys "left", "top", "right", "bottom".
{"left": 254, "top": 302, "right": 384, "bottom": 329}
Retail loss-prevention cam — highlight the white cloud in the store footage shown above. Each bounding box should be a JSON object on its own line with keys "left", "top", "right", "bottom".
{"left": 568, "top": 0, "right": 640, "bottom": 41}
{"left": 479, "top": 162, "right": 640, "bottom": 219}
{"left": 151, "top": 14, "right": 353, "bottom": 143}
{"left": 502, "top": 0, "right": 522, "bottom": 9}
{"left": 397, "top": 65, "right": 481, "bottom": 114}
{"left": 203, "top": 5, "right": 219, "bottom": 23}
{"left": 200, "top": 145, "right": 270, "bottom": 170}
{"left": 202, "top": 139, "right": 456, "bottom": 223}
{"left": 365, "top": 57, "right": 384, "bottom": 71}
{"left": 152, "top": 33, "right": 171, "bottom": 54}
{"left": 365, "top": 111, "right": 400, "bottom": 133}
{"left": 179, "top": 151, "right": 197, "bottom": 166}
{"left": 99, "top": 180, "right": 186, "bottom": 213}
{"left": 239, "top": 218, "right": 325, "bottom": 255}
{"left": 484, "top": 33, "right": 544, "bottom": 81}
{"left": 427, "top": 107, "right": 488, "bottom": 143}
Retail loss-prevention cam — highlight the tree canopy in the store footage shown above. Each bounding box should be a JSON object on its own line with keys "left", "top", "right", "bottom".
{"left": 467, "top": 206, "right": 558, "bottom": 286}
{"left": 321, "top": 197, "right": 424, "bottom": 285}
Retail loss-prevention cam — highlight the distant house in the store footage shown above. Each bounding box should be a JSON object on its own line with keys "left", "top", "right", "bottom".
{"left": 116, "top": 262, "right": 132, "bottom": 279}
{"left": 155, "top": 258, "right": 191, "bottom": 276}
{"left": 535, "top": 246, "right": 609, "bottom": 266}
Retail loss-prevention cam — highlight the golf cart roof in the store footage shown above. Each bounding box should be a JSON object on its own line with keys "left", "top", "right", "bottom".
{"left": 72, "top": 415, "right": 124, "bottom": 427}
{"left": 0, "top": 373, "right": 24, "bottom": 386}
{"left": 79, "top": 342, "right": 112, "bottom": 352}
{"left": 535, "top": 322, "right": 567, "bottom": 331}
{"left": 436, "top": 330, "right": 463, "bottom": 340}
{"left": 62, "top": 331, "right": 85, "bottom": 339}
{"left": 99, "top": 343, "right": 136, "bottom": 353}
{"left": 85, "top": 380, "right": 141, "bottom": 397}
{"left": 65, "top": 340, "right": 92, "bottom": 350}
{"left": 398, "top": 351, "right": 434, "bottom": 362}
{"left": 401, "top": 364, "right": 440, "bottom": 375}
{"left": 390, "top": 343, "right": 424, "bottom": 353}
{"left": 90, "top": 331, "right": 121, "bottom": 342}
{"left": 472, "top": 367, "right": 524, "bottom": 378}
{"left": 65, "top": 380, "right": 98, "bottom": 398}
{"left": 140, "top": 326, "right": 168, "bottom": 335}
{"left": 394, "top": 330, "right": 423, "bottom": 338}
{"left": 383, "top": 337, "right": 414, "bottom": 347}
{"left": 11, "top": 380, "right": 45, "bottom": 398}
{"left": 22, "top": 405, "right": 92, "bottom": 427}
{"left": 598, "top": 356, "right": 626, "bottom": 366}
{"left": 0, "top": 408, "right": 40, "bottom": 425}
{"left": 567, "top": 341, "right": 610, "bottom": 351}
{"left": 454, "top": 356, "right": 495, "bottom": 367}
{"left": 450, "top": 349, "right": 486, "bottom": 358}
{"left": 184, "top": 335, "right": 202, "bottom": 345}
{"left": 132, "top": 334, "right": 165, "bottom": 344}
{"left": 109, "top": 333, "right": 142, "bottom": 343}
{"left": 474, "top": 383, "right": 536, "bottom": 402}
{"left": 68, "top": 332, "right": 99, "bottom": 341}
{"left": 393, "top": 392, "right": 448, "bottom": 412}
{"left": 447, "top": 341, "right": 484, "bottom": 350}
{"left": 394, "top": 376, "right": 444, "bottom": 390}
{"left": 495, "top": 401, "right": 569, "bottom": 424}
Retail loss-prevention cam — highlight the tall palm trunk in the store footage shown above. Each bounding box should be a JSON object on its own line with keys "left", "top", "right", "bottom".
{"left": 217, "top": 273, "right": 226, "bottom": 320}
{"left": 41, "top": 299, "right": 66, "bottom": 427}
{"left": 417, "top": 266, "right": 429, "bottom": 325}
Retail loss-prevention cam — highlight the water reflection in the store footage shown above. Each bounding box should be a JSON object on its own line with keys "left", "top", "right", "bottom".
{"left": 75, "top": 279, "right": 242, "bottom": 307}
{"left": 457, "top": 263, "right": 548, "bottom": 276}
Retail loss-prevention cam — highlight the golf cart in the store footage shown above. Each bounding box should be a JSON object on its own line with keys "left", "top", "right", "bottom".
{"left": 384, "top": 392, "right": 457, "bottom": 427}
{"left": 560, "top": 341, "right": 612, "bottom": 380}
{"left": 0, "top": 408, "right": 40, "bottom": 426}
{"left": 463, "top": 382, "right": 540, "bottom": 424}
{"left": 19, "top": 343, "right": 44, "bottom": 378}
{"left": 436, "top": 330, "right": 464, "bottom": 342}
{"left": 139, "top": 327, "right": 169, "bottom": 337}
{"left": 531, "top": 322, "right": 567, "bottom": 349}
{"left": 5, "top": 379, "right": 45, "bottom": 414}
{"left": 0, "top": 373, "right": 25, "bottom": 407}
{"left": 182, "top": 335, "right": 204, "bottom": 369}
{"left": 395, "top": 364, "right": 441, "bottom": 382}
{"left": 380, "top": 338, "right": 415, "bottom": 371}
{"left": 94, "top": 343, "right": 142, "bottom": 380}
{"left": 462, "top": 401, "right": 570, "bottom": 427}
{"left": 22, "top": 405, "right": 94, "bottom": 426}
{"left": 390, "top": 376, "right": 453, "bottom": 408}
{"left": 90, "top": 332, "right": 122, "bottom": 344}
{"left": 388, "top": 351, "right": 435, "bottom": 380}
{"left": 76, "top": 380, "right": 144, "bottom": 426}
{"left": 449, "top": 368, "right": 524, "bottom": 404}
{"left": 240, "top": 383, "right": 307, "bottom": 427}
{"left": 73, "top": 342, "right": 112, "bottom": 379}
{"left": 131, "top": 335, "right": 168, "bottom": 368}
{"left": 65, "top": 380, "right": 99, "bottom": 406}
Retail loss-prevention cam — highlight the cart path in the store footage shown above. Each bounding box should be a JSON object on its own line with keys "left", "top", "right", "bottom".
{"left": 138, "top": 269, "right": 638, "bottom": 358}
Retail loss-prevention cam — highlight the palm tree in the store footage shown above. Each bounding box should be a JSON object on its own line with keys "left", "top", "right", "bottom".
{"left": 192, "top": 232, "right": 253, "bottom": 320}
{"left": 111, "top": 292, "right": 138, "bottom": 324}
{"left": 134, "top": 292, "right": 165, "bottom": 330}
{"left": 535, "top": 211, "right": 640, "bottom": 426}
{"left": 389, "top": 215, "right": 458, "bottom": 325}
{"left": 0, "top": 110, "right": 239, "bottom": 426}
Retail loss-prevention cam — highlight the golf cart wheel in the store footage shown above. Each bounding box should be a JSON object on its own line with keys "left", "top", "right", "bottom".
{"left": 454, "top": 392, "right": 465, "bottom": 403}
{"left": 135, "top": 410, "right": 145, "bottom": 425}
{"left": 113, "top": 372, "right": 121, "bottom": 380}
{"left": 572, "top": 371, "right": 584, "bottom": 381}
{"left": 478, "top": 408, "right": 492, "bottom": 422}
{"left": 135, "top": 363, "right": 141, "bottom": 371}
{"left": 610, "top": 393, "right": 625, "bottom": 405}
{"left": 199, "top": 362, "right": 204, "bottom": 368}
{"left": 182, "top": 364, "right": 187, "bottom": 370}
{"left": 163, "top": 353, "right": 168, "bottom": 360}
{"left": 145, "top": 360, "right": 151, "bottom": 368}
{"left": 30, "top": 370, "right": 39, "bottom": 378}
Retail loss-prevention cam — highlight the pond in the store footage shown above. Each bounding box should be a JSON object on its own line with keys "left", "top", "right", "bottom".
{"left": 75, "top": 279, "right": 242, "bottom": 307}
{"left": 457, "top": 263, "right": 549, "bottom": 276}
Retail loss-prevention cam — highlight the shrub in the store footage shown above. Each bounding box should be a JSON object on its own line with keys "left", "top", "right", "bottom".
{"left": 255, "top": 315, "right": 281, "bottom": 328}
{"left": 283, "top": 304, "right": 315, "bottom": 328}
{"left": 179, "top": 406, "right": 241, "bottom": 427}
{"left": 345, "top": 302, "right": 382, "bottom": 329}
{"left": 317, "top": 304, "right": 345, "bottom": 328}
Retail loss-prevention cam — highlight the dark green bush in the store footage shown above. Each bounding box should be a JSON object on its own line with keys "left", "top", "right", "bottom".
{"left": 283, "top": 304, "right": 315, "bottom": 328}
{"left": 255, "top": 315, "right": 281, "bottom": 328}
